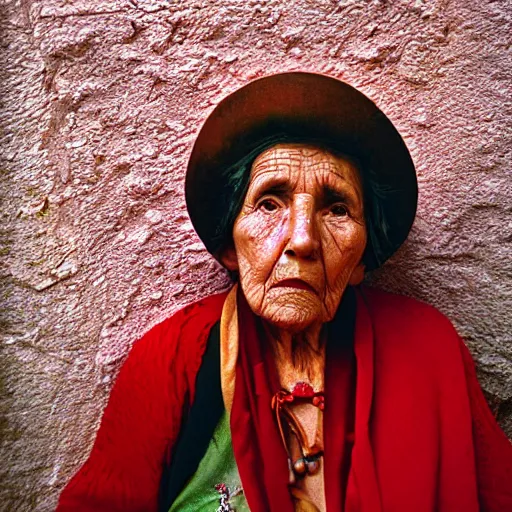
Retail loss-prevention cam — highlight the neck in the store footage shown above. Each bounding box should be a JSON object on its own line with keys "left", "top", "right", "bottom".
{"left": 264, "top": 321, "right": 326, "bottom": 389}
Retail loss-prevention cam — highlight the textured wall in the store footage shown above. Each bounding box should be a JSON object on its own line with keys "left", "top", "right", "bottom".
{"left": 0, "top": 0, "right": 511, "bottom": 510}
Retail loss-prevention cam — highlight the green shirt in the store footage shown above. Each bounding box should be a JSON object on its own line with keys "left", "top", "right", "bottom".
{"left": 169, "top": 411, "right": 250, "bottom": 511}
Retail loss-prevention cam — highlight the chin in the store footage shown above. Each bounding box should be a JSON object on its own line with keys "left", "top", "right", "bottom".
{"left": 259, "top": 292, "right": 323, "bottom": 333}
{"left": 267, "top": 315, "right": 316, "bottom": 333}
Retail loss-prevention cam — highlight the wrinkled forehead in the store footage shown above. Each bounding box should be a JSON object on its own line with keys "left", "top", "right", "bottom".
{"left": 249, "top": 142, "right": 363, "bottom": 193}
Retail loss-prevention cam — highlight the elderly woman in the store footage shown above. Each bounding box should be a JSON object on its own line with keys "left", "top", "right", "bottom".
{"left": 57, "top": 73, "right": 512, "bottom": 512}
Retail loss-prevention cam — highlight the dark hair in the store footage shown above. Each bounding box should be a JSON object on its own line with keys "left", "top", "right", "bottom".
{"left": 211, "top": 134, "right": 394, "bottom": 270}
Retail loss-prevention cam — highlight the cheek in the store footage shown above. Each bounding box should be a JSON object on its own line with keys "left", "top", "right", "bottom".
{"left": 233, "top": 211, "right": 288, "bottom": 307}
{"left": 234, "top": 211, "right": 288, "bottom": 266}
{"left": 322, "top": 223, "right": 367, "bottom": 310}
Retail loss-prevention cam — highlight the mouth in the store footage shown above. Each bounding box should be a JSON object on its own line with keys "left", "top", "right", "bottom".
{"left": 272, "top": 278, "right": 318, "bottom": 295}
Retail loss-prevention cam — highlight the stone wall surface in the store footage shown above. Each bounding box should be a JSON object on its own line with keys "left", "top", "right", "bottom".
{"left": 0, "top": 0, "right": 510, "bottom": 509}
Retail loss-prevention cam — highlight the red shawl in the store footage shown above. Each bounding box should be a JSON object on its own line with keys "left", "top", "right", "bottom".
{"left": 230, "top": 285, "right": 355, "bottom": 511}
{"left": 57, "top": 287, "right": 512, "bottom": 511}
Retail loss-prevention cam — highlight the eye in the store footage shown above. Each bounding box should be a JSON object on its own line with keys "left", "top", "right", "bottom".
{"left": 257, "top": 198, "right": 280, "bottom": 212}
{"left": 329, "top": 203, "right": 349, "bottom": 217}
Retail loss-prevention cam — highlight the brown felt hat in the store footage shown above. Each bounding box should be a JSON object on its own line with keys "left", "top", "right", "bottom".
{"left": 185, "top": 71, "right": 417, "bottom": 270}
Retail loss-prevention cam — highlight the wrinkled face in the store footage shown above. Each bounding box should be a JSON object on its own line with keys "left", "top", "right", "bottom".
{"left": 222, "top": 143, "right": 367, "bottom": 332}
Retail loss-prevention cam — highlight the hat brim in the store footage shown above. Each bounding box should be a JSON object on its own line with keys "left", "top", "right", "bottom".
{"left": 185, "top": 71, "right": 417, "bottom": 270}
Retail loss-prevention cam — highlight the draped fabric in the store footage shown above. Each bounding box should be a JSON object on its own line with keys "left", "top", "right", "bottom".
{"left": 228, "top": 285, "right": 356, "bottom": 511}
{"left": 57, "top": 286, "right": 512, "bottom": 512}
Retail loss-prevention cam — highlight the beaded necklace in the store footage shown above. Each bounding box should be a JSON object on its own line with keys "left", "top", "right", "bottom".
{"left": 272, "top": 381, "right": 325, "bottom": 483}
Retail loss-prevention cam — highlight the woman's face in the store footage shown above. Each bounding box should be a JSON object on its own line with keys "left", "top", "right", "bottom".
{"left": 222, "top": 143, "right": 367, "bottom": 332}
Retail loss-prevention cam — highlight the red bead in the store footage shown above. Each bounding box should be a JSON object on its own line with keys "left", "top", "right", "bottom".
{"left": 292, "top": 381, "right": 315, "bottom": 398}
{"left": 312, "top": 396, "right": 325, "bottom": 410}
{"left": 215, "top": 483, "right": 227, "bottom": 493}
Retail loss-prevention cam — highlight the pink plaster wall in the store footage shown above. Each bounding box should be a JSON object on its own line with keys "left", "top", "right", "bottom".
{"left": 0, "top": 0, "right": 511, "bottom": 510}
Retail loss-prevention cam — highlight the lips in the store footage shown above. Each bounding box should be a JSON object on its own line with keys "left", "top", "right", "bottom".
{"left": 272, "top": 278, "right": 318, "bottom": 295}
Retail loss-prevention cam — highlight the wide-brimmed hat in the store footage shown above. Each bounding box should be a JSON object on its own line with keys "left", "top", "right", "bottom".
{"left": 185, "top": 71, "right": 417, "bottom": 270}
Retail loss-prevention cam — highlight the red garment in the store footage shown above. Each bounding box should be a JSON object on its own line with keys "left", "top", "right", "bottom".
{"left": 231, "top": 286, "right": 355, "bottom": 511}
{"left": 57, "top": 287, "right": 512, "bottom": 512}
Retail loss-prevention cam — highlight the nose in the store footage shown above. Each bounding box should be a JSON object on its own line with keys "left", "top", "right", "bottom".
{"left": 285, "top": 194, "right": 320, "bottom": 259}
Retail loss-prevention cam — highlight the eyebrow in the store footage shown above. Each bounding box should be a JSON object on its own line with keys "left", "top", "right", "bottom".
{"left": 248, "top": 174, "right": 292, "bottom": 198}
{"left": 247, "top": 170, "right": 361, "bottom": 207}
{"left": 322, "top": 184, "right": 354, "bottom": 205}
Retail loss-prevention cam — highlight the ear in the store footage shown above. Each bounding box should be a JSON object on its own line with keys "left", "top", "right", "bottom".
{"left": 348, "top": 261, "right": 365, "bottom": 285}
{"left": 219, "top": 245, "right": 239, "bottom": 272}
